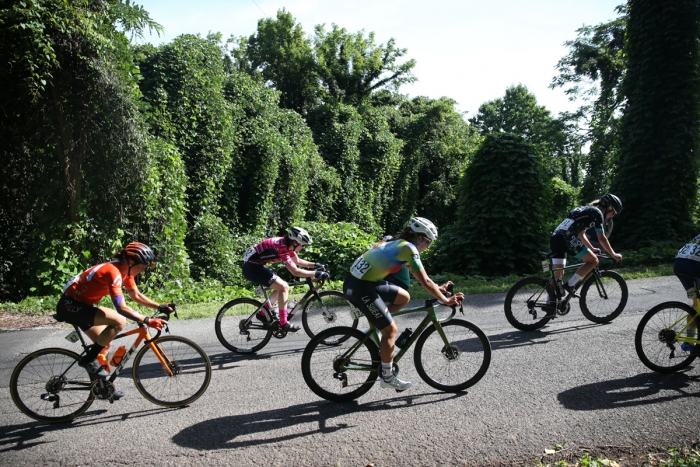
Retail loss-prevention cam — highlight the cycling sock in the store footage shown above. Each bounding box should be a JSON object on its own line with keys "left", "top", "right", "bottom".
{"left": 279, "top": 309, "right": 288, "bottom": 326}
{"left": 567, "top": 274, "right": 582, "bottom": 287}
{"left": 84, "top": 343, "right": 105, "bottom": 361}
{"left": 381, "top": 361, "right": 393, "bottom": 381}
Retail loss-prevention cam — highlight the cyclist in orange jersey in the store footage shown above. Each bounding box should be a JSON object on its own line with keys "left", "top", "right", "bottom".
{"left": 56, "top": 242, "right": 172, "bottom": 384}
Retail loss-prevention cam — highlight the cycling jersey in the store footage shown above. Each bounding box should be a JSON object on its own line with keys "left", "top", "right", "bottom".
{"left": 676, "top": 233, "right": 700, "bottom": 262}
{"left": 63, "top": 261, "right": 136, "bottom": 305}
{"left": 553, "top": 206, "right": 605, "bottom": 236}
{"left": 243, "top": 237, "right": 297, "bottom": 268}
{"left": 349, "top": 239, "right": 424, "bottom": 283}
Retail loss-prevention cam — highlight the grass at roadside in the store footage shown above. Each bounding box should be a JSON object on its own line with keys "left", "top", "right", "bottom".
{"left": 0, "top": 263, "right": 675, "bottom": 321}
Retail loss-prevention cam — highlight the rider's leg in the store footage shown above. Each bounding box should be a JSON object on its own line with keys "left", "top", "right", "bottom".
{"left": 270, "top": 278, "right": 290, "bottom": 324}
{"left": 80, "top": 308, "right": 126, "bottom": 372}
{"left": 568, "top": 251, "right": 598, "bottom": 288}
{"left": 387, "top": 288, "right": 410, "bottom": 313}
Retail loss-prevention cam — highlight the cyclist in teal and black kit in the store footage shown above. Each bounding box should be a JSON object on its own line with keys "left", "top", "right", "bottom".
{"left": 548, "top": 194, "right": 623, "bottom": 310}
{"left": 343, "top": 218, "right": 464, "bottom": 391}
{"left": 673, "top": 233, "right": 700, "bottom": 352}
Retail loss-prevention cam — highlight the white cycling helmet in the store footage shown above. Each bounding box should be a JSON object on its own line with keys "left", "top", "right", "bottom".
{"left": 288, "top": 227, "right": 312, "bottom": 245}
{"left": 408, "top": 217, "right": 438, "bottom": 241}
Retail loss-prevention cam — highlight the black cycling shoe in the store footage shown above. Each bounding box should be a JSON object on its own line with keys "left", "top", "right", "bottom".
{"left": 561, "top": 282, "right": 580, "bottom": 298}
{"left": 78, "top": 356, "right": 109, "bottom": 378}
{"left": 280, "top": 322, "right": 301, "bottom": 333}
{"left": 112, "top": 391, "right": 125, "bottom": 400}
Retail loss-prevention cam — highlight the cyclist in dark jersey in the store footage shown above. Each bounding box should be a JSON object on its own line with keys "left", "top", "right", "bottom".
{"left": 242, "top": 227, "right": 329, "bottom": 332}
{"left": 56, "top": 242, "right": 171, "bottom": 383}
{"left": 549, "top": 194, "right": 623, "bottom": 307}
{"left": 673, "top": 233, "right": 700, "bottom": 352}
{"left": 344, "top": 218, "right": 464, "bottom": 391}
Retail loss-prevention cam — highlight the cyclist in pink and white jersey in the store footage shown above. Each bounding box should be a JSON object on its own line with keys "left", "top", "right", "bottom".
{"left": 242, "top": 227, "right": 329, "bottom": 332}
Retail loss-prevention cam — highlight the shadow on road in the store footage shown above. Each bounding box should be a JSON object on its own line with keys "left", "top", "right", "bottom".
{"left": 171, "top": 392, "right": 467, "bottom": 450}
{"left": 487, "top": 322, "right": 602, "bottom": 351}
{"left": 0, "top": 407, "right": 177, "bottom": 453}
{"left": 558, "top": 371, "right": 700, "bottom": 411}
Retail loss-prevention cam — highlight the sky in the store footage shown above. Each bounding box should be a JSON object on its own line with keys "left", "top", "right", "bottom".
{"left": 135, "top": 0, "right": 623, "bottom": 118}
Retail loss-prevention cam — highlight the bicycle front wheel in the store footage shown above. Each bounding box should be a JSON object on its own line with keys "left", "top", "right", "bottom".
{"left": 301, "top": 290, "right": 359, "bottom": 344}
{"left": 635, "top": 302, "right": 698, "bottom": 373}
{"left": 133, "top": 336, "right": 211, "bottom": 407}
{"left": 504, "top": 277, "right": 555, "bottom": 331}
{"left": 301, "top": 326, "right": 380, "bottom": 402}
{"left": 414, "top": 320, "right": 491, "bottom": 392}
{"left": 215, "top": 298, "right": 272, "bottom": 353}
{"left": 580, "top": 271, "right": 628, "bottom": 323}
{"left": 10, "top": 348, "right": 94, "bottom": 423}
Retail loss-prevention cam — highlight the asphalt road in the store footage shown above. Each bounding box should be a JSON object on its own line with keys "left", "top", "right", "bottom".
{"left": 1, "top": 276, "right": 699, "bottom": 466}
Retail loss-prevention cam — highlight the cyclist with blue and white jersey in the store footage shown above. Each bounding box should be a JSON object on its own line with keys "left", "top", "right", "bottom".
{"left": 343, "top": 218, "right": 464, "bottom": 391}
{"left": 674, "top": 233, "right": 700, "bottom": 351}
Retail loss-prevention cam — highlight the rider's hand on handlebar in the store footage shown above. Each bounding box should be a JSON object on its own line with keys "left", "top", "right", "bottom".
{"left": 144, "top": 317, "right": 167, "bottom": 330}
{"left": 158, "top": 303, "right": 175, "bottom": 314}
{"left": 315, "top": 263, "right": 327, "bottom": 271}
{"left": 438, "top": 281, "right": 454, "bottom": 295}
{"left": 591, "top": 247, "right": 601, "bottom": 254}
{"left": 611, "top": 253, "right": 623, "bottom": 262}
{"left": 315, "top": 270, "right": 330, "bottom": 280}
{"left": 444, "top": 292, "right": 464, "bottom": 307}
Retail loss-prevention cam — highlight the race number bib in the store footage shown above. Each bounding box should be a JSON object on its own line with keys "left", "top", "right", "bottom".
{"left": 243, "top": 247, "right": 256, "bottom": 262}
{"left": 556, "top": 218, "right": 574, "bottom": 231}
{"left": 65, "top": 330, "right": 80, "bottom": 343}
{"left": 349, "top": 304, "right": 365, "bottom": 320}
{"left": 677, "top": 242, "right": 700, "bottom": 262}
{"left": 542, "top": 260, "right": 550, "bottom": 272}
{"left": 350, "top": 257, "right": 372, "bottom": 279}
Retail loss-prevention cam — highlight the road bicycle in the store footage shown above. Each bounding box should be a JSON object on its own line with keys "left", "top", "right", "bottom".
{"left": 504, "top": 253, "right": 628, "bottom": 331}
{"left": 635, "top": 273, "right": 700, "bottom": 373}
{"left": 215, "top": 274, "right": 358, "bottom": 353}
{"left": 301, "top": 287, "right": 491, "bottom": 402}
{"left": 10, "top": 305, "right": 212, "bottom": 424}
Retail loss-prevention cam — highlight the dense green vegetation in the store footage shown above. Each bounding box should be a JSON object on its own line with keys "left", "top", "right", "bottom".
{"left": 1, "top": 1, "right": 698, "bottom": 304}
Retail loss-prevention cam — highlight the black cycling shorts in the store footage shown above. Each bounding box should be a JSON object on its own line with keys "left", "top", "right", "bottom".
{"left": 343, "top": 274, "right": 400, "bottom": 330}
{"left": 550, "top": 231, "right": 589, "bottom": 260}
{"left": 242, "top": 262, "right": 279, "bottom": 286}
{"left": 674, "top": 258, "right": 700, "bottom": 293}
{"left": 55, "top": 294, "right": 98, "bottom": 331}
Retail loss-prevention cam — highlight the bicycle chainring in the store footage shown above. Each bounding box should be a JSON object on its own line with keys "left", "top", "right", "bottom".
{"left": 556, "top": 301, "right": 571, "bottom": 316}
{"left": 91, "top": 379, "right": 116, "bottom": 400}
{"left": 272, "top": 328, "right": 287, "bottom": 339}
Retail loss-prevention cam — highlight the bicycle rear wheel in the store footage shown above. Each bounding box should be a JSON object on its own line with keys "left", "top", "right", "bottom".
{"left": 504, "top": 277, "right": 555, "bottom": 331}
{"left": 215, "top": 298, "right": 273, "bottom": 353}
{"left": 414, "top": 319, "right": 491, "bottom": 392}
{"left": 301, "top": 290, "right": 359, "bottom": 344}
{"left": 132, "top": 336, "right": 211, "bottom": 407}
{"left": 301, "top": 326, "right": 380, "bottom": 402}
{"left": 580, "top": 270, "right": 628, "bottom": 323}
{"left": 635, "top": 302, "right": 698, "bottom": 373}
{"left": 10, "top": 348, "right": 94, "bottom": 423}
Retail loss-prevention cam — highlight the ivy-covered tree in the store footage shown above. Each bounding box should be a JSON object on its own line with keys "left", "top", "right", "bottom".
{"left": 551, "top": 7, "right": 627, "bottom": 202}
{"left": 611, "top": 0, "right": 700, "bottom": 248}
{"left": 469, "top": 84, "right": 580, "bottom": 185}
{"left": 427, "top": 133, "right": 551, "bottom": 276}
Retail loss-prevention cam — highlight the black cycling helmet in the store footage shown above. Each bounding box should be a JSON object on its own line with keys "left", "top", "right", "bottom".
{"left": 125, "top": 242, "right": 156, "bottom": 267}
{"left": 599, "top": 194, "right": 622, "bottom": 213}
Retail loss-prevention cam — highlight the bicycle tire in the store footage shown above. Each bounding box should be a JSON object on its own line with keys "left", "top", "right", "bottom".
{"left": 10, "top": 348, "right": 94, "bottom": 423}
{"left": 580, "top": 270, "right": 628, "bottom": 323}
{"left": 414, "top": 319, "right": 491, "bottom": 392}
{"left": 504, "top": 277, "right": 555, "bottom": 331}
{"left": 215, "top": 298, "right": 273, "bottom": 353}
{"left": 133, "top": 336, "right": 211, "bottom": 407}
{"left": 635, "top": 301, "right": 698, "bottom": 373}
{"left": 301, "top": 326, "right": 380, "bottom": 402}
{"left": 301, "top": 290, "right": 359, "bottom": 344}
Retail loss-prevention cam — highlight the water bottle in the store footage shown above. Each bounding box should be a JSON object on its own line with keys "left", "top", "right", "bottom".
{"left": 97, "top": 348, "right": 111, "bottom": 373}
{"left": 395, "top": 328, "right": 413, "bottom": 349}
{"left": 555, "top": 279, "right": 565, "bottom": 298}
{"left": 288, "top": 299, "right": 298, "bottom": 312}
{"left": 110, "top": 345, "right": 127, "bottom": 367}
{"left": 273, "top": 304, "right": 280, "bottom": 321}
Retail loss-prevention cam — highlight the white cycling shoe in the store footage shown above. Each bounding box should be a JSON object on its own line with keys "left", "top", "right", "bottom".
{"left": 380, "top": 374, "right": 412, "bottom": 392}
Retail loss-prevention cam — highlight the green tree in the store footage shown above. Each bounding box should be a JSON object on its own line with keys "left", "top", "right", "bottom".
{"left": 428, "top": 133, "right": 550, "bottom": 276}
{"left": 469, "top": 84, "right": 580, "bottom": 185}
{"left": 552, "top": 7, "right": 627, "bottom": 202}
{"left": 240, "top": 9, "right": 319, "bottom": 115}
{"left": 313, "top": 24, "right": 416, "bottom": 105}
{"left": 611, "top": 0, "right": 700, "bottom": 248}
